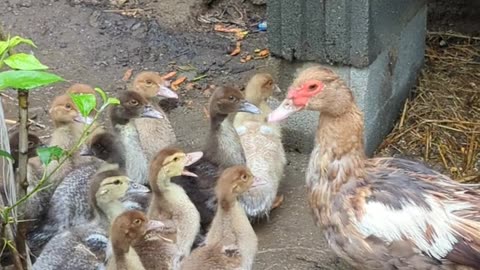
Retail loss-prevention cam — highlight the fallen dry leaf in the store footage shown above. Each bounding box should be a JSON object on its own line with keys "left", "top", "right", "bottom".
{"left": 214, "top": 24, "right": 243, "bottom": 33}
{"left": 257, "top": 48, "right": 270, "bottom": 58}
{"left": 230, "top": 42, "right": 241, "bottom": 56}
{"left": 235, "top": 31, "right": 248, "bottom": 41}
{"left": 171, "top": 76, "right": 187, "bottom": 90}
{"left": 203, "top": 106, "right": 210, "bottom": 119}
{"left": 240, "top": 55, "right": 253, "bottom": 63}
{"left": 161, "top": 71, "right": 177, "bottom": 80}
{"left": 122, "top": 68, "right": 133, "bottom": 81}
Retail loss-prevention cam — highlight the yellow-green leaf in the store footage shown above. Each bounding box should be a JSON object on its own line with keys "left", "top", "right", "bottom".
{"left": 8, "top": 36, "right": 36, "bottom": 49}
{"left": 4, "top": 53, "right": 48, "bottom": 70}
{"left": 37, "top": 146, "right": 64, "bottom": 166}
{"left": 94, "top": 87, "right": 107, "bottom": 104}
{"left": 70, "top": 93, "right": 96, "bottom": 117}
{"left": 0, "top": 150, "right": 13, "bottom": 161}
{"left": 0, "top": 70, "right": 64, "bottom": 90}
{"left": 0, "top": 41, "right": 8, "bottom": 57}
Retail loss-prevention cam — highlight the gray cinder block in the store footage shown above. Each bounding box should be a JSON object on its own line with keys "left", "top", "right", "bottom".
{"left": 267, "top": 2, "right": 427, "bottom": 155}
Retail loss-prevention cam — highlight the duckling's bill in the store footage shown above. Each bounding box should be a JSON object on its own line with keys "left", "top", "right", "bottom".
{"left": 74, "top": 115, "right": 94, "bottom": 125}
{"left": 238, "top": 100, "right": 261, "bottom": 114}
{"left": 146, "top": 219, "right": 166, "bottom": 232}
{"left": 158, "top": 85, "right": 178, "bottom": 99}
{"left": 141, "top": 105, "right": 164, "bottom": 119}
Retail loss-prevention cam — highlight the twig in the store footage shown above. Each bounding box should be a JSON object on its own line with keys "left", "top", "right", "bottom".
{"left": 428, "top": 31, "right": 480, "bottom": 41}
{"left": 5, "top": 118, "right": 46, "bottom": 129}
{"left": 0, "top": 93, "right": 15, "bottom": 101}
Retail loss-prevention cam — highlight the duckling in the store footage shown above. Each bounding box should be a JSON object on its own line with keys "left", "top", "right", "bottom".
{"left": 233, "top": 73, "right": 286, "bottom": 218}
{"left": 131, "top": 71, "right": 178, "bottom": 161}
{"left": 8, "top": 130, "right": 43, "bottom": 171}
{"left": 180, "top": 165, "right": 258, "bottom": 270}
{"left": 25, "top": 94, "right": 92, "bottom": 221}
{"left": 33, "top": 169, "right": 136, "bottom": 269}
{"left": 28, "top": 132, "right": 150, "bottom": 254}
{"left": 268, "top": 65, "right": 480, "bottom": 269}
{"left": 110, "top": 91, "right": 163, "bottom": 185}
{"left": 148, "top": 147, "right": 202, "bottom": 259}
{"left": 172, "top": 86, "right": 261, "bottom": 229}
{"left": 106, "top": 210, "right": 165, "bottom": 270}
{"left": 66, "top": 83, "right": 96, "bottom": 95}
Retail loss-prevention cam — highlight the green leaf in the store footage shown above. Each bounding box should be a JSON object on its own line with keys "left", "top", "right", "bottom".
{"left": 0, "top": 70, "right": 64, "bottom": 90}
{"left": 94, "top": 87, "right": 107, "bottom": 104}
{"left": 4, "top": 53, "right": 48, "bottom": 70}
{"left": 107, "top": 97, "right": 120, "bottom": 105}
{"left": 36, "top": 146, "right": 64, "bottom": 166}
{"left": 0, "top": 41, "right": 8, "bottom": 57}
{"left": 8, "top": 36, "right": 36, "bottom": 49}
{"left": 0, "top": 150, "right": 13, "bottom": 160}
{"left": 70, "top": 93, "right": 96, "bottom": 117}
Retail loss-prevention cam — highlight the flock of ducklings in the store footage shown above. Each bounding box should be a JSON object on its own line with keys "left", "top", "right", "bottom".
{"left": 6, "top": 65, "right": 480, "bottom": 270}
{"left": 7, "top": 71, "right": 284, "bottom": 270}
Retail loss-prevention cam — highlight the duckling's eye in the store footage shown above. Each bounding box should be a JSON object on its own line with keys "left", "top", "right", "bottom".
{"left": 241, "top": 174, "right": 247, "bottom": 181}
{"left": 113, "top": 179, "right": 122, "bottom": 185}
{"left": 173, "top": 157, "right": 179, "bottom": 162}
{"left": 228, "top": 95, "right": 235, "bottom": 101}
{"left": 145, "top": 80, "right": 153, "bottom": 86}
{"left": 28, "top": 141, "right": 34, "bottom": 147}
{"left": 65, "top": 103, "right": 72, "bottom": 110}
{"left": 129, "top": 99, "right": 139, "bottom": 106}
{"left": 133, "top": 219, "right": 141, "bottom": 225}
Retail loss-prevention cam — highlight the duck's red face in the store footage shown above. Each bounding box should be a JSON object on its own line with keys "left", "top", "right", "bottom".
{"left": 268, "top": 80, "right": 324, "bottom": 122}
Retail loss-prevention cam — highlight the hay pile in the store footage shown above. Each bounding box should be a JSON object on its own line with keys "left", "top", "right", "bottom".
{"left": 378, "top": 32, "right": 480, "bottom": 183}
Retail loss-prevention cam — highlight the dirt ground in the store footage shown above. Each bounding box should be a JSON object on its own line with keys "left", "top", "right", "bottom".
{"left": 0, "top": 0, "right": 478, "bottom": 269}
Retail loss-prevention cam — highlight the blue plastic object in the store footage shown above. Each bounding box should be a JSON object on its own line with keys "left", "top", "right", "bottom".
{"left": 258, "top": 21, "right": 267, "bottom": 31}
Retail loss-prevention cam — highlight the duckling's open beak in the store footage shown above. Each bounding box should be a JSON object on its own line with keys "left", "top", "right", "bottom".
{"left": 157, "top": 85, "right": 178, "bottom": 99}
{"left": 238, "top": 100, "right": 261, "bottom": 114}
{"left": 74, "top": 115, "right": 94, "bottom": 125}
{"left": 268, "top": 99, "right": 302, "bottom": 123}
{"left": 251, "top": 176, "right": 268, "bottom": 188}
{"left": 141, "top": 105, "right": 164, "bottom": 119}
{"left": 182, "top": 169, "right": 198, "bottom": 178}
{"left": 185, "top": 151, "right": 203, "bottom": 166}
{"left": 126, "top": 182, "right": 150, "bottom": 194}
{"left": 146, "top": 220, "right": 165, "bottom": 232}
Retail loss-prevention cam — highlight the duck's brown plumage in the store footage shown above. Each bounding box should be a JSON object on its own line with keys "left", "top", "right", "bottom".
{"left": 172, "top": 86, "right": 260, "bottom": 230}
{"left": 268, "top": 65, "right": 480, "bottom": 269}
{"left": 180, "top": 165, "right": 258, "bottom": 270}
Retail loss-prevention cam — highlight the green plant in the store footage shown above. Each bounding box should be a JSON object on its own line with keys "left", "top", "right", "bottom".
{"left": 0, "top": 33, "right": 119, "bottom": 270}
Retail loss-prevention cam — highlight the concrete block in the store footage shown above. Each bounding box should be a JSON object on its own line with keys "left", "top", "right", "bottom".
{"left": 267, "top": 0, "right": 427, "bottom": 68}
{"left": 267, "top": 5, "right": 426, "bottom": 156}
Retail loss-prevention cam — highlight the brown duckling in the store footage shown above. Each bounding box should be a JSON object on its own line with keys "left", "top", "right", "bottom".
{"left": 25, "top": 94, "right": 92, "bottom": 221}
{"left": 234, "top": 73, "right": 286, "bottom": 218}
{"left": 148, "top": 147, "right": 202, "bottom": 260}
{"left": 8, "top": 130, "right": 43, "bottom": 171}
{"left": 268, "top": 65, "right": 480, "bottom": 269}
{"left": 131, "top": 71, "right": 178, "bottom": 162}
{"left": 110, "top": 90, "right": 163, "bottom": 185}
{"left": 180, "top": 165, "right": 259, "bottom": 270}
{"left": 33, "top": 169, "right": 136, "bottom": 269}
{"left": 172, "top": 86, "right": 261, "bottom": 230}
{"left": 106, "top": 210, "right": 165, "bottom": 270}
{"left": 28, "top": 132, "right": 150, "bottom": 254}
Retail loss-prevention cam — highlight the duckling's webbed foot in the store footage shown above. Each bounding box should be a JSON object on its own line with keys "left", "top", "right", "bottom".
{"left": 271, "top": 194, "right": 284, "bottom": 210}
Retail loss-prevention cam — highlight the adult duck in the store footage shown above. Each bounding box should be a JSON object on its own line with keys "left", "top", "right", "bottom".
{"left": 268, "top": 65, "right": 480, "bottom": 269}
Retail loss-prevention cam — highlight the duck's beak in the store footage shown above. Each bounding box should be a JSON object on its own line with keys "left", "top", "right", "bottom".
{"left": 126, "top": 182, "right": 150, "bottom": 194}
{"left": 238, "top": 100, "right": 261, "bottom": 114}
{"left": 141, "top": 105, "right": 163, "bottom": 119}
{"left": 268, "top": 99, "right": 302, "bottom": 122}
{"left": 273, "top": 84, "right": 282, "bottom": 93}
{"left": 79, "top": 147, "right": 94, "bottom": 156}
{"left": 185, "top": 151, "right": 203, "bottom": 166}
{"left": 157, "top": 84, "right": 178, "bottom": 99}
{"left": 74, "top": 115, "right": 94, "bottom": 125}
{"left": 251, "top": 176, "right": 268, "bottom": 188}
{"left": 146, "top": 220, "right": 165, "bottom": 232}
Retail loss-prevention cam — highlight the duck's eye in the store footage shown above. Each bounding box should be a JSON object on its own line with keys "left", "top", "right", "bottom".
{"left": 130, "top": 99, "right": 139, "bottom": 106}
{"left": 114, "top": 179, "right": 122, "bottom": 185}
{"left": 133, "top": 218, "right": 141, "bottom": 225}
{"left": 308, "top": 84, "right": 318, "bottom": 91}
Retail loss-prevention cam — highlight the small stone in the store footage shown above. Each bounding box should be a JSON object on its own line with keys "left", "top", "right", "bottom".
{"left": 19, "top": 0, "right": 32, "bottom": 7}
{"left": 251, "top": 0, "right": 266, "bottom": 5}
{"left": 439, "top": 39, "right": 447, "bottom": 47}
{"left": 59, "top": 43, "right": 67, "bottom": 48}
{"left": 131, "top": 22, "right": 142, "bottom": 31}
